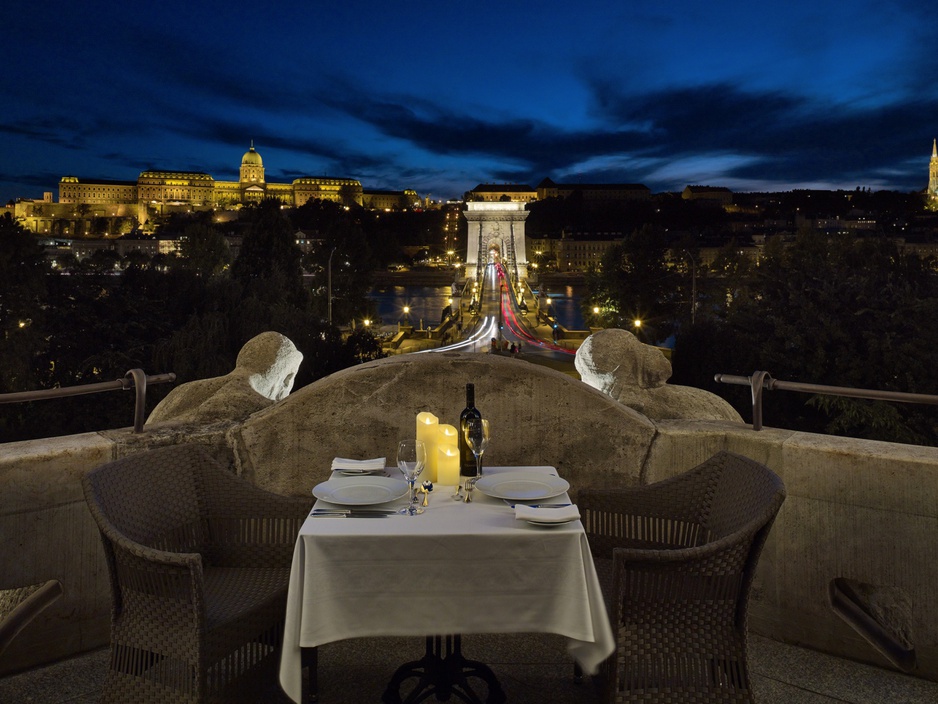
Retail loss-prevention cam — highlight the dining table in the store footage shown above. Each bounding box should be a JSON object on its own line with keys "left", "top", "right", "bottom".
{"left": 278, "top": 465, "right": 614, "bottom": 703}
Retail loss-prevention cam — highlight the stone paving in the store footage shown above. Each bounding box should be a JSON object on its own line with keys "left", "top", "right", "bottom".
{"left": 2, "top": 633, "right": 937, "bottom": 703}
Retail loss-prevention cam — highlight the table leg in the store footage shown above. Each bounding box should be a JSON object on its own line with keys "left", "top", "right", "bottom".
{"left": 381, "top": 635, "right": 506, "bottom": 704}
{"left": 302, "top": 646, "right": 318, "bottom": 703}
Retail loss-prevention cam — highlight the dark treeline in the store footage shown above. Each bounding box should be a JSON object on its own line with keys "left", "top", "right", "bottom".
{"left": 586, "top": 225, "right": 938, "bottom": 445}
{"left": 0, "top": 198, "right": 425, "bottom": 442}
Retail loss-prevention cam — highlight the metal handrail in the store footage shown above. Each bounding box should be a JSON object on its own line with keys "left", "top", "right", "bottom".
{"left": 0, "top": 370, "right": 176, "bottom": 433}
{"left": 714, "top": 371, "right": 938, "bottom": 431}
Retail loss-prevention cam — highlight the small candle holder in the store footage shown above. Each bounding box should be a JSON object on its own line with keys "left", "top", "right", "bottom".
{"left": 420, "top": 481, "right": 433, "bottom": 507}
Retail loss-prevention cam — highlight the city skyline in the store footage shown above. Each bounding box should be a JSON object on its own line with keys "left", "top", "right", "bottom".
{"left": 4, "top": 1, "right": 938, "bottom": 206}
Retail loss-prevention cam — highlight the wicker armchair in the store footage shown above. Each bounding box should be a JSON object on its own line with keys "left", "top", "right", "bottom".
{"left": 82, "top": 444, "right": 312, "bottom": 703}
{"left": 579, "top": 450, "right": 785, "bottom": 704}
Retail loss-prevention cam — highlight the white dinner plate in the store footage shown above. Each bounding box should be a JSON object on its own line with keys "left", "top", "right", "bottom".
{"left": 313, "top": 476, "right": 409, "bottom": 505}
{"left": 525, "top": 517, "right": 578, "bottom": 527}
{"left": 474, "top": 472, "right": 570, "bottom": 501}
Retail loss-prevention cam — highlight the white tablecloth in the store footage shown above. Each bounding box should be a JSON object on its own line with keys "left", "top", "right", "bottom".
{"left": 278, "top": 466, "right": 614, "bottom": 703}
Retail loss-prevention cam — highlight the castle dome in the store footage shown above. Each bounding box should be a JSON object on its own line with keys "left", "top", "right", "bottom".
{"left": 241, "top": 142, "right": 263, "bottom": 167}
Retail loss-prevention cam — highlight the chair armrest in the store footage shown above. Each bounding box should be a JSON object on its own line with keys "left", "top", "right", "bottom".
{"left": 579, "top": 472, "right": 713, "bottom": 523}
{"left": 579, "top": 486, "right": 712, "bottom": 559}
{"left": 608, "top": 518, "right": 771, "bottom": 634}
{"left": 99, "top": 528, "right": 208, "bottom": 627}
{"left": 201, "top": 488, "right": 311, "bottom": 567}
{"left": 0, "top": 580, "right": 63, "bottom": 657}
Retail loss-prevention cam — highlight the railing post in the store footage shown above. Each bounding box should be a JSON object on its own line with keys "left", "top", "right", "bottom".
{"left": 124, "top": 369, "right": 147, "bottom": 433}
{"left": 749, "top": 371, "right": 772, "bottom": 431}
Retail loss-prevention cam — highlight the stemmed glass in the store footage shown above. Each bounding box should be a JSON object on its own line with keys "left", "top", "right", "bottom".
{"left": 464, "top": 418, "right": 490, "bottom": 481}
{"left": 397, "top": 439, "right": 427, "bottom": 515}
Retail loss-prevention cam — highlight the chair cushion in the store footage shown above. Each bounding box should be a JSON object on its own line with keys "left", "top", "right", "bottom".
{"left": 203, "top": 567, "right": 291, "bottom": 630}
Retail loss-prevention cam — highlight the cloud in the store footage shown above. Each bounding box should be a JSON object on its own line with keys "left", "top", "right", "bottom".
{"left": 0, "top": 118, "right": 84, "bottom": 150}
{"left": 310, "top": 80, "right": 933, "bottom": 193}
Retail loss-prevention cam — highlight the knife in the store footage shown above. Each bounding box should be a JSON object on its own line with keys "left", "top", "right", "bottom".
{"left": 504, "top": 502, "right": 573, "bottom": 509}
{"left": 311, "top": 508, "right": 397, "bottom": 515}
{"left": 311, "top": 511, "right": 391, "bottom": 518}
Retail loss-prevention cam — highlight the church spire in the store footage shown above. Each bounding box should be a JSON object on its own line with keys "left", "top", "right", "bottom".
{"left": 930, "top": 140, "right": 938, "bottom": 200}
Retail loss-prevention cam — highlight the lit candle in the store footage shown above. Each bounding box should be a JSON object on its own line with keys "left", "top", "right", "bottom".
{"left": 430, "top": 424, "right": 458, "bottom": 484}
{"left": 437, "top": 423, "right": 458, "bottom": 447}
{"left": 416, "top": 412, "right": 439, "bottom": 481}
{"left": 437, "top": 445, "right": 460, "bottom": 486}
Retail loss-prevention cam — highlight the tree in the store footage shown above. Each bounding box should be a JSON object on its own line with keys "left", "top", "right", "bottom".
{"left": 84, "top": 248, "right": 120, "bottom": 272}
{"left": 232, "top": 198, "right": 306, "bottom": 306}
{"left": 295, "top": 199, "right": 376, "bottom": 325}
{"left": 0, "top": 214, "right": 48, "bottom": 392}
{"left": 179, "top": 223, "right": 230, "bottom": 278}
{"left": 586, "top": 225, "right": 680, "bottom": 341}
{"left": 674, "top": 230, "right": 938, "bottom": 444}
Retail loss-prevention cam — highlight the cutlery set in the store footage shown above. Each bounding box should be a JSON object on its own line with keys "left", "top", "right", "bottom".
{"left": 311, "top": 508, "right": 396, "bottom": 518}
{"left": 311, "top": 502, "right": 573, "bottom": 517}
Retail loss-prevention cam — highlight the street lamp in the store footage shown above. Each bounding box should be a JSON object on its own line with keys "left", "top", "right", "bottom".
{"left": 327, "top": 246, "right": 336, "bottom": 326}
{"left": 683, "top": 249, "right": 698, "bottom": 325}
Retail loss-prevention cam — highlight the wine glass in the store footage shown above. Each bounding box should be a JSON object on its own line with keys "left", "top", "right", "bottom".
{"left": 464, "top": 418, "right": 490, "bottom": 481}
{"left": 397, "top": 439, "right": 426, "bottom": 515}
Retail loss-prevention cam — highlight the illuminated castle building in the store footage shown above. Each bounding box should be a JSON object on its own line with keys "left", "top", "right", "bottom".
{"left": 14, "top": 144, "right": 418, "bottom": 235}
{"left": 59, "top": 143, "right": 364, "bottom": 210}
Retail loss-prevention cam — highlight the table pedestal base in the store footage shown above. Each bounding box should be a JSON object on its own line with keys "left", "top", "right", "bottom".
{"left": 381, "top": 635, "right": 506, "bottom": 704}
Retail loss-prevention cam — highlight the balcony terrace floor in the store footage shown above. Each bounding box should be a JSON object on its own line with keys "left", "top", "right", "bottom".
{"left": 1, "top": 632, "right": 936, "bottom": 703}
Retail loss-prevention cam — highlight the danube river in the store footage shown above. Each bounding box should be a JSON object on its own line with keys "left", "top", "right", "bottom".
{"left": 368, "top": 283, "right": 587, "bottom": 331}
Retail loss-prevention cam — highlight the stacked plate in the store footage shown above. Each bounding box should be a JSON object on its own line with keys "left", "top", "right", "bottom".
{"left": 473, "top": 472, "right": 569, "bottom": 501}
{"left": 313, "top": 476, "right": 408, "bottom": 505}
{"left": 473, "top": 472, "right": 578, "bottom": 527}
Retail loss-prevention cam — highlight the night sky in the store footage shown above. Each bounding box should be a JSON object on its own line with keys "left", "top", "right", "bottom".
{"left": 4, "top": 0, "right": 938, "bottom": 205}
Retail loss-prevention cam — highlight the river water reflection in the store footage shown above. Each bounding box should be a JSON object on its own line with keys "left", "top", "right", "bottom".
{"left": 368, "top": 283, "right": 586, "bottom": 330}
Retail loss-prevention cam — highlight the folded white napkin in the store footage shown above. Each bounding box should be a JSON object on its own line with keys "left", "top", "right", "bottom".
{"left": 331, "top": 457, "right": 386, "bottom": 472}
{"left": 514, "top": 504, "right": 580, "bottom": 523}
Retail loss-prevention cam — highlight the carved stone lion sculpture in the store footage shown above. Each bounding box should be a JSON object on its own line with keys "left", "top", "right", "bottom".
{"left": 575, "top": 328, "right": 742, "bottom": 422}
{"left": 146, "top": 332, "right": 303, "bottom": 426}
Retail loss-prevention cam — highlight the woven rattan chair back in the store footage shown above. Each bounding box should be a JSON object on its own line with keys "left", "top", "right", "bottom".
{"left": 580, "top": 450, "right": 785, "bottom": 704}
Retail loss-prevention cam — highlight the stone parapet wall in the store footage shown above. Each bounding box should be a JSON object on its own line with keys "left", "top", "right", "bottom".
{"left": 2, "top": 353, "right": 936, "bottom": 682}
{"left": 648, "top": 420, "right": 938, "bottom": 680}
{"left": 0, "top": 433, "right": 115, "bottom": 675}
{"left": 0, "top": 427, "right": 230, "bottom": 676}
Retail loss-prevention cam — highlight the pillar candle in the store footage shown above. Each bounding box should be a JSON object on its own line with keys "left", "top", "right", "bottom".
{"left": 416, "top": 412, "right": 439, "bottom": 482}
{"left": 437, "top": 445, "right": 460, "bottom": 486}
{"left": 429, "top": 424, "right": 458, "bottom": 484}
{"left": 437, "top": 423, "right": 458, "bottom": 448}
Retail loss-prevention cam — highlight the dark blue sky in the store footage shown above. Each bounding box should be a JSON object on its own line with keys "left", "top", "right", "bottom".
{"left": 4, "top": 0, "right": 938, "bottom": 205}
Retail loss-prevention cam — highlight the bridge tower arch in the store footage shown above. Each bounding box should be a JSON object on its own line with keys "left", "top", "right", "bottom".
{"left": 463, "top": 202, "right": 529, "bottom": 283}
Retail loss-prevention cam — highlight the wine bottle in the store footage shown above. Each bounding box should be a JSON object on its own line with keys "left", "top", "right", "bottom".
{"left": 459, "top": 383, "right": 482, "bottom": 476}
